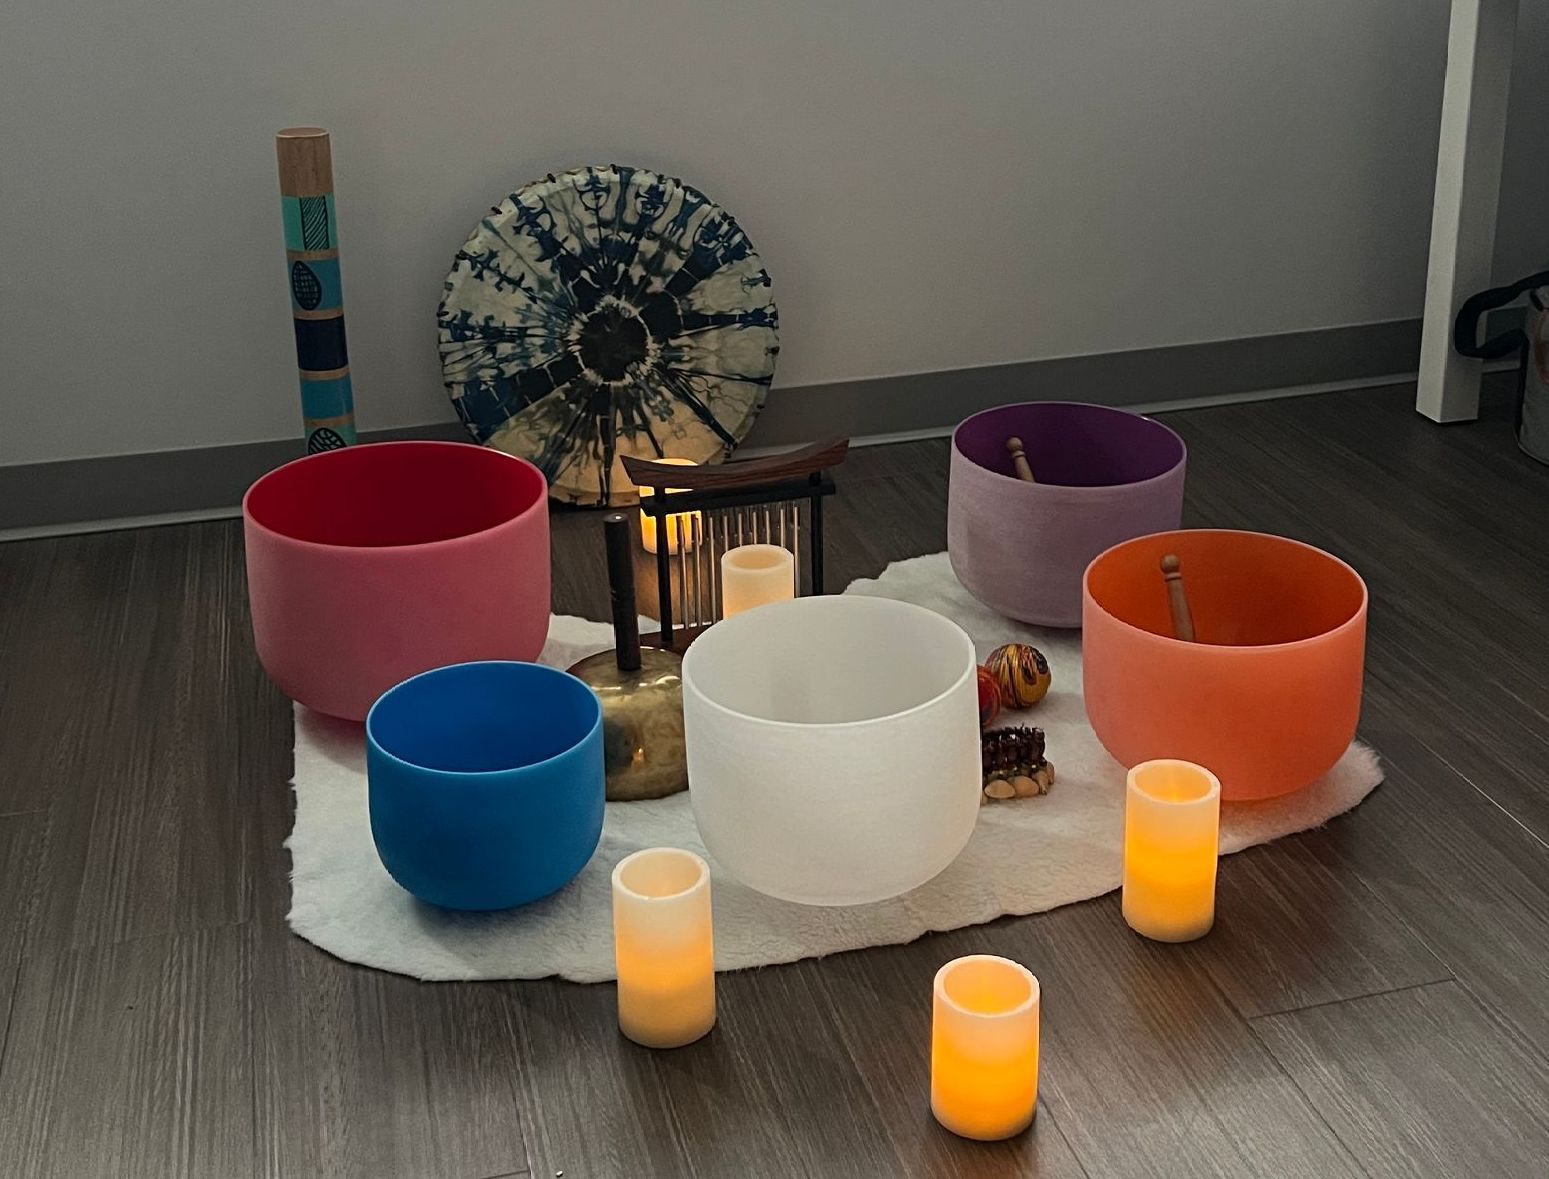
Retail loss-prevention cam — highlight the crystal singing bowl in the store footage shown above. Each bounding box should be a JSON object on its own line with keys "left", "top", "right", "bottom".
{"left": 949, "top": 401, "right": 1186, "bottom": 627}
{"left": 244, "top": 440, "right": 550, "bottom": 720}
{"left": 682, "top": 595, "right": 981, "bottom": 905}
{"left": 367, "top": 661, "right": 604, "bottom": 910}
{"left": 1083, "top": 529, "right": 1367, "bottom": 800}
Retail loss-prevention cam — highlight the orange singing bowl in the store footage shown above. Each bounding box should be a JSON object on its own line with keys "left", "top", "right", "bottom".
{"left": 1082, "top": 530, "right": 1367, "bottom": 800}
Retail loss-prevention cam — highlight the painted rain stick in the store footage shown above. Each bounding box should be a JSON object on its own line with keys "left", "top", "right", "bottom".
{"left": 276, "top": 127, "right": 357, "bottom": 452}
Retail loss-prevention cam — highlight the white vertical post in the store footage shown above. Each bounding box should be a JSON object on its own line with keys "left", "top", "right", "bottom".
{"left": 1417, "top": 0, "right": 1519, "bottom": 423}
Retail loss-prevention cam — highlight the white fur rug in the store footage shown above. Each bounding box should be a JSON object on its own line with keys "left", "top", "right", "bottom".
{"left": 286, "top": 551, "right": 1382, "bottom": 982}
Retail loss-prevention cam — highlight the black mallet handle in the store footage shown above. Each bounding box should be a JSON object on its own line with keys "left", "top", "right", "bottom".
{"left": 604, "top": 513, "right": 642, "bottom": 672}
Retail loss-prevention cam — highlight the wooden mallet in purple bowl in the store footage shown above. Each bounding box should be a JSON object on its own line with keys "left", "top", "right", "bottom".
{"left": 1006, "top": 437, "right": 1037, "bottom": 483}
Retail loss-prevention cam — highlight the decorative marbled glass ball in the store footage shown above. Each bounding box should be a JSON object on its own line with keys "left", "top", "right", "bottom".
{"left": 985, "top": 643, "right": 1052, "bottom": 709}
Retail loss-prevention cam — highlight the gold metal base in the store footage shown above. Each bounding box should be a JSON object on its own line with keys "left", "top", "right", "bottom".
{"left": 567, "top": 646, "right": 688, "bottom": 802}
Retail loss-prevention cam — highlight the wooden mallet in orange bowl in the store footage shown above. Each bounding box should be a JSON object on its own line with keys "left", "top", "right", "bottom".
{"left": 1006, "top": 437, "right": 1037, "bottom": 483}
{"left": 1160, "top": 553, "right": 1196, "bottom": 642}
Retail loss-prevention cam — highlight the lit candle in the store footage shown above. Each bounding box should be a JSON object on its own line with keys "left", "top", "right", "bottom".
{"left": 1122, "top": 758, "right": 1221, "bottom": 942}
{"left": 719, "top": 544, "right": 794, "bottom": 618}
{"left": 638, "top": 458, "right": 700, "bottom": 555}
{"left": 931, "top": 954, "right": 1040, "bottom": 1141}
{"left": 612, "top": 847, "right": 715, "bottom": 1049}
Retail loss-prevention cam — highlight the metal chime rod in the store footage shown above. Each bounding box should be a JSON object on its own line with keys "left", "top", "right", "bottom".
{"left": 686, "top": 517, "right": 697, "bottom": 632}
{"left": 706, "top": 508, "right": 718, "bottom": 623}
{"left": 655, "top": 502, "right": 673, "bottom": 646}
{"left": 791, "top": 502, "right": 802, "bottom": 594}
{"left": 704, "top": 509, "right": 715, "bottom": 623}
{"left": 689, "top": 514, "right": 699, "bottom": 633}
{"left": 673, "top": 516, "right": 686, "bottom": 636}
{"left": 718, "top": 508, "right": 728, "bottom": 618}
{"left": 698, "top": 513, "right": 705, "bottom": 632}
{"left": 810, "top": 481, "right": 825, "bottom": 594}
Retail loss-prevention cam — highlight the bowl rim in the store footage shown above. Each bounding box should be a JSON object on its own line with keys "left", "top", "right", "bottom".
{"left": 1082, "top": 528, "right": 1369, "bottom": 653}
{"left": 242, "top": 439, "right": 547, "bottom": 553}
{"left": 951, "top": 400, "right": 1187, "bottom": 493}
{"left": 365, "top": 660, "right": 602, "bottom": 779}
{"left": 681, "top": 595, "right": 977, "bottom": 731}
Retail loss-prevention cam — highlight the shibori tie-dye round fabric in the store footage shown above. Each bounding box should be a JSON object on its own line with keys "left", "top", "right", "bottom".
{"left": 438, "top": 165, "right": 780, "bottom": 505}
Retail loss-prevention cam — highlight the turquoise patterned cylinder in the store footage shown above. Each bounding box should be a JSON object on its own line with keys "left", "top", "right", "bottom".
{"left": 276, "top": 127, "right": 357, "bottom": 453}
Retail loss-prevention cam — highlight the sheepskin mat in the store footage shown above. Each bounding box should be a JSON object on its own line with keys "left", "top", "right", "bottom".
{"left": 286, "top": 551, "right": 1382, "bottom": 982}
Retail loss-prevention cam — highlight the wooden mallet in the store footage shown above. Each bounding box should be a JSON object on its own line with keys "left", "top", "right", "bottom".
{"left": 1160, "top": 553, "right": 1196, "bottom": 642}
{"left": 1006, "top": 437, "right": 1037, "bottom": 483}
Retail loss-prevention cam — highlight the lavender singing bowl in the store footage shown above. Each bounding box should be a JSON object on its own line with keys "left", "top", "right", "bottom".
{"left": 948, "top": 402, "right": 1186, "bottom": 627}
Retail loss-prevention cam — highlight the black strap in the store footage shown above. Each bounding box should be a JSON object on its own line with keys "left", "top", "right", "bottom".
{"left": 1454, "top": 269, "right": 1549, "bottom": 360}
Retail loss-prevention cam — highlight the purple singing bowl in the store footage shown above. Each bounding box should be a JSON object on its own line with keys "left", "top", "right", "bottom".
{"left": 948, "top": 402, "right": 1186, "bottom": 627}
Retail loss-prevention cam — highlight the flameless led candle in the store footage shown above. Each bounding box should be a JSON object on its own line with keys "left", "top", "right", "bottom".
{"left": 931, "top": 955, "right": 1040, "bottom": 1141}
{"left": 638, "top": 458, "right": 699, "bottom": 555}
{"left": 612, "top": 847, "right": 715, "bottom": 1049}
{"left": 719, "top": 544, "right": 794, "bottom": 618}
{"left": 1122, "top": 758, "right": 1221, "bottom": 942}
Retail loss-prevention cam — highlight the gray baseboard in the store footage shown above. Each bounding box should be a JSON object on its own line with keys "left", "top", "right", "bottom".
{"left": 745, "top": 317, "right": 1427, "bottom": 448}
{"left": 0, "top": 316, "right": 1447, "bottom": 535}
{"left": 0, "top": 422, "right": 470, "bottom": 537}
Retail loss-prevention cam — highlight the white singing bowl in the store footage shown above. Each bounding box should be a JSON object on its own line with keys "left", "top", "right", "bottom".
{"left": 681, "top": 595, "right": 981, "bottom": 905}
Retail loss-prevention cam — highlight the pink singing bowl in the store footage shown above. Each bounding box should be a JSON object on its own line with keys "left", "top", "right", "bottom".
{"left": 948, "top": 402, "right": 1186, "bottom": 627}
{"left": 243, "top": 441, "right": 551, "bottom": 721}
{"left": 1083, "top": 530, "right": 1367, "bottom": 801}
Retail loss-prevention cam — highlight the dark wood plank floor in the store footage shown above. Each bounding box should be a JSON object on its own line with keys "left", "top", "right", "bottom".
{"left": 2, "top": 381, "right": 1548, "bottom": 1178}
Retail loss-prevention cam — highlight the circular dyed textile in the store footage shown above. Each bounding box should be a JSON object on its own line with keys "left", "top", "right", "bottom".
{"left": 438, "top": 165, "right": 779, "bottom": 505}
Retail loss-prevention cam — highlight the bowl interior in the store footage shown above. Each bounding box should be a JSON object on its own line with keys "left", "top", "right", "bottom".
{"left": 368, "top": 662, "right": 599, "bottom": 774}
{"left": 954, "top": 402, "right": 1184, "bottom": 488}
{"left": 1087, "top": 531, "right": 1365, "bottom": 646}
{"left": 684, "top": 597, "right": 972, "bottom": 725}
{"left": 246, "top": 441, "right": 545, "bottom": 547}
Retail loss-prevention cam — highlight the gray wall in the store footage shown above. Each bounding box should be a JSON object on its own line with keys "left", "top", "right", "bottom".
{"left": 3, "top": 0, "right": 1547, "bottom": 467}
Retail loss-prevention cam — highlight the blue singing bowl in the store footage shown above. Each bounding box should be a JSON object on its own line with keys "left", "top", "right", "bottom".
{"left": 366, "top": 661, "right": 605, "bottom": 910}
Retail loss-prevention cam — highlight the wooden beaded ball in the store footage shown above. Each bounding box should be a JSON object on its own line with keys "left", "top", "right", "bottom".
{"left": 985, "top": 643, "right": 1052, "bottom": 709}
{"left": 975, "top": 665, "right": 1002, "bottom": 729}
